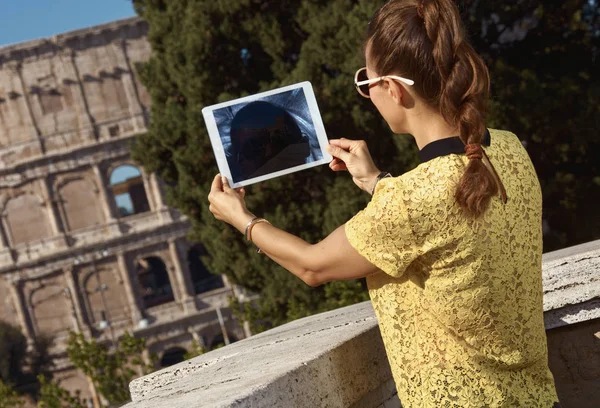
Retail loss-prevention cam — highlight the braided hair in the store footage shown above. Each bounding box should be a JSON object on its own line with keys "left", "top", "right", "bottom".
{"left": 367, "top": 0, "right": 498, "bottom": 217}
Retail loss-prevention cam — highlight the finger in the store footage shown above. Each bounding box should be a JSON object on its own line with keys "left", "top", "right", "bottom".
{"left": 328, "top": 139, "right": 358, "bottom": 151}
{"left": 211, "top": 174, "right": 223, "bottom": 193}
{"left": 326, "top": 143, "right": 352, "bottom": 162}
{"left": 330, "top": 162, "right": 348, "bottom": 172}
{"left": 329, "top": 158, "right": 348, "bottom": 172}
{"left": 221, "top": 176, "right": 232, "bottom": 192}
{"left": 236, "top": 187, "right": 246, "bottom": 199}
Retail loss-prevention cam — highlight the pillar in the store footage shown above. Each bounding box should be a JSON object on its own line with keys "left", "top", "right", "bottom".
{"left": 0, "top": 221, "right": 12, "bottom": 265}
{"left": 140, "top": 171, "right": 157, "bottom": 212}
{"left": 150, "top": 173, "right": 172, "bottom": 223}
{"left": 168, "top": 239, "right": 196, "bottom": 314}
{"left": 150, "top": 173, "right": 166, "bottom": 209}
{"left": 0, "top": 220, "right": 9, "bottom": 248}
{"left": 57, "top": 49, "right": 97, "bottom": 141}
{"left": 111, "top": 40, "right": 147, "bottom": 131}
{"left": 64, "top": 267, "right": 89, "bottom": 333}
{"left": 8, "top": 62, "right": 45, "bottom": 152}
{"left": 92, "top": 164, "right": 116, "bottom": 222}
{"left": 40, "top": 177, "right": 64, "bottom": 236}
{"left": 0, "top": 215, "right": 14, "bottom": 265}
{"left": 116, "top": 252, "right": 143, "bottom": 323}
{"left": 8, "top": 281, "right": 34, "bottom": 341}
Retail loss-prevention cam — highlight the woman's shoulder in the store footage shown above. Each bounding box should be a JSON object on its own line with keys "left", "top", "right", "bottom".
{"left": 488, "top": 128, "right": 524, "bottom": 150}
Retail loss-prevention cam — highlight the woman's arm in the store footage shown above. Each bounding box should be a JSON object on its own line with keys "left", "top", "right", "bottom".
{"left": 209, "top": 175, "right": 379, "bottom": 287}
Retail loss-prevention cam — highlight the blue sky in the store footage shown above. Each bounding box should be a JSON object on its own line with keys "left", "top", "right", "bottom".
{"left": 0, "top": 0, "right": 137, "bottom": 47}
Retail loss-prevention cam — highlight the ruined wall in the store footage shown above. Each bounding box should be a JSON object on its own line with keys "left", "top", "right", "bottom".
{"left": 0, "top": 18, "right": 150, "bottom": 168}
{"left": 0, "top": 18, "right": 246, "bottom": 404}
{"left": 547, "top": 319, "right": 600, "bottom": 407}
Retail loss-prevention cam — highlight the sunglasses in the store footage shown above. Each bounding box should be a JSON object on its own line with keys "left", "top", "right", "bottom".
{"left": 354, "top": 67, "right": 415, "bottom": 98}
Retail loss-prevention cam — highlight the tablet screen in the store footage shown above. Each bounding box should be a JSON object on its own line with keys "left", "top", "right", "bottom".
{"left": 213, "top": 88, "right": 324, "bottom": 184}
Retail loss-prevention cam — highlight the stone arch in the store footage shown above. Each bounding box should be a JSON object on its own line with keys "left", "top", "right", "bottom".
{"left": 2, "top": 192, "right": 51, "bottom": 245}
{"left": 56, "top": 175, "right": 104, "bottom": 231}
{"left": 82, "top": 266, "right": 127, "bottom": 326}
{"left": 29, "top": 280, "right": 72, "bottom": 337}
{"left": 159, "top": 347, "right": 188, "bottom": 368}
{"left": 187, "top": 244, "right": 223, "bottom": 294}
{"left": 109, "top": 164, "right": 150, "bottom": 218}
{"left": 136, "top": 256, "right": 174, "bottom": 308}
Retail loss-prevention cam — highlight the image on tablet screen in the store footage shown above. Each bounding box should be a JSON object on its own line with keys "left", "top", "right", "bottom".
{"left": 213, "top": 88, "right": 324, "bottom": 183}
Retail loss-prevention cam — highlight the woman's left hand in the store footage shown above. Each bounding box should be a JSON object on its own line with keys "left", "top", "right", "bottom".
{"left": 208, "top": 174, "right": 253, "bottom": 232}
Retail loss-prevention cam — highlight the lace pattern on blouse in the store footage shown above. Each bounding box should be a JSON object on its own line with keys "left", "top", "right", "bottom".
{"left": 345, "top": 129, "right": 559, "bottom": 407}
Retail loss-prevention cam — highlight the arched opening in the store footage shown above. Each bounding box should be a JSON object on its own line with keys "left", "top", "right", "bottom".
{"left": 59, "top": 177, "right": 104, "bottom": 231}
{"left": 4, "top": 193, "right": 52, "bottom": 245}
{"left": 83, "top": 268, "right": 127, "bottom": 326}
{"left": 30, "top": 284, "right": 72, "bottom": 336}
{"left": 187, "top": 244, "right": 224, "bottom": 294}
{"left": 160, "top": 347, "right": 187, "bottom": 368}
{"left": 109, "top": 165, "right": 150, "bottom": 218}
{"left": 136, "top": 256, "right": 174, "bottom": 308}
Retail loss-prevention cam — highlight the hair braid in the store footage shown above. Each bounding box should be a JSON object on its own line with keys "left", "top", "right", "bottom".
{"left": 368, "top": 0, "right": 498, "bottom": 217}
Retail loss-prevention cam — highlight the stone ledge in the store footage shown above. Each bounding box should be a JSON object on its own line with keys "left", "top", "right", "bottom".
{"left": 126, "top": 302, "right": 391, "bottom": 408}
{"left": 542, "top": 239, "right": 600, "bottom": 329}
{"left": 125, "top": 240, "right": 600, "bottom": 408}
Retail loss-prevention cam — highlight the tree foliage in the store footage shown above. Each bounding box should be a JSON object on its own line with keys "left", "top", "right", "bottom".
{"left": 0, "top": 321, "right": 53, "bottom": 400}
{"left": 0, "top": 322, "right": 27, "bottom": 386}
{"left": 37, "top": 376, "right": 85, "bottom": 408}
{"left": 0, "top": 380, "right": 24, "bottom": 408}
{"left": 66, "top": 331, "right": 155, "bottom": 405}
{"left": 132, "top": 0, "right": 600, "bottom": 329}
{"left": 183, "top": 339, "right": 206, "bottom": 360}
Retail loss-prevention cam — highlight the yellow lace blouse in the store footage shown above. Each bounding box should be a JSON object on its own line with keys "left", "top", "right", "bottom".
{"left": 345, "top": 129, "right": 559, "bottom": 407}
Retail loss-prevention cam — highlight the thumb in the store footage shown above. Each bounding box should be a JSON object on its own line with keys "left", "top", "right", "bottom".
{"left": 326, "top": 144, "right": 351, "bottom": 163}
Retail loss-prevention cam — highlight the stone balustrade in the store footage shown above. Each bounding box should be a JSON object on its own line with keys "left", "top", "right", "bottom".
{"left": 125, "top": 239, "right": 600, "bottom": 408}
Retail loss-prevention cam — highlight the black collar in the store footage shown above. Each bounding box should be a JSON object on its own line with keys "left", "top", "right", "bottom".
{"left": 418, "top": 129, "right": 491, "bottom": 163}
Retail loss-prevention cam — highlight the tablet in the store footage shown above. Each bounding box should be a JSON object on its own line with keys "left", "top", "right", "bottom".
{"left": 202, "top": 81, "right": 332, "bottom": 188}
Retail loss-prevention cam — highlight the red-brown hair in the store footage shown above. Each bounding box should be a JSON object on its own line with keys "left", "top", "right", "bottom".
{"left": 367, "top": 0, "right": 497, "bottom": 217}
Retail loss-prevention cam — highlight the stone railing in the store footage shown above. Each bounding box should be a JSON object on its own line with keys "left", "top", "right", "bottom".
{"left": 124, "top": 240, "right": 600, "bottom": 408}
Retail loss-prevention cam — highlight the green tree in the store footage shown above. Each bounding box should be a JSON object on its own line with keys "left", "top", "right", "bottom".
{"left": 37, "top": 376, "right": 85, "bottom": 408}
{"left": 0, "top": 379, "right": 24, "bottom": 408}
{"left": 66, "top": 331, "right": 155, "bottom": 406}
{"left": 459, "top": 0, "right": 600, "bottom": 250}
{"left": 183, "top": 340, "right": 206, "bottom": 360}
{"left": 0, "top": 321, "right": 54, "bottom": 400}
{"left": 132, "top": 0, "right": 599, "bottom": 330}
{"left": 132, "top": 0, "right": 391, "bottom": 331}
{"left": 0, "top": 322, "right": 27, "bottom": 386}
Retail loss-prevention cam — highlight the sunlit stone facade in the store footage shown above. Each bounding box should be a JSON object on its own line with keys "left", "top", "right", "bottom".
{"left": 0, "top": 17, "right": 246, "bottom": 401}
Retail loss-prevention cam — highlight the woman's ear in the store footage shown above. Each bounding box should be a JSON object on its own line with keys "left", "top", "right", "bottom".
{"left": 386, "top": 80, "right": 404, "bottom": 106}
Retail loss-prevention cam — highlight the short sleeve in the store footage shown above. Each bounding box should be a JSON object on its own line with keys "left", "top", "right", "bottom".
{"left": 345, "top": 178, "right": 419, "bottom": 278}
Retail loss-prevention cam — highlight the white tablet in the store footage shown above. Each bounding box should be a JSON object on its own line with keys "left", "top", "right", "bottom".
{"left": 202, "top": 81, "right": 332, "bottom": 188}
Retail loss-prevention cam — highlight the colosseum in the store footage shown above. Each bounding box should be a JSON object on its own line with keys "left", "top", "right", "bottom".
{"left": 0, "top": 17, "right": 248, "bottom": 402}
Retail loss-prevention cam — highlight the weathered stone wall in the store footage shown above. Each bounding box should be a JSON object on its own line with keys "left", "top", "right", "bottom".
{"left": 124, "top": 240, "right": 600, "bottom": 408}
{"left": 547, "top": 319, "right": 600, "bottom": 408}
{"left": 0, "top": 18, "right": 247, "bottom": 403}
{"left": 0, "top": 18, "right": 150, "bottom": 168}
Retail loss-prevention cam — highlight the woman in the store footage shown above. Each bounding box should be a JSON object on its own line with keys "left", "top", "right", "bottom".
{"left": 207, "top": 0, "right": 560, "bottom": 406}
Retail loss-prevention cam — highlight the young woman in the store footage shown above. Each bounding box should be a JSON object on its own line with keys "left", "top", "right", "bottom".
{"left": 207, "top": 0, "right": 561, "bottom": 406}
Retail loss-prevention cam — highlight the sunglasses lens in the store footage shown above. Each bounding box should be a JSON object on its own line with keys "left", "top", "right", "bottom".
{"left": 356, "top": 68, "right": 370, "bottom": 97}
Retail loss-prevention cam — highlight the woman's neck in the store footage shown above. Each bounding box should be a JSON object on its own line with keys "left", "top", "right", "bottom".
{"left": 405, "top": 109, "right": 460, "bottom": 150}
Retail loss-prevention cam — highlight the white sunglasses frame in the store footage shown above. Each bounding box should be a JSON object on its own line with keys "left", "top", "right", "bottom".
{"left": 354, "top": 67, "right": 415, "bottom": 98}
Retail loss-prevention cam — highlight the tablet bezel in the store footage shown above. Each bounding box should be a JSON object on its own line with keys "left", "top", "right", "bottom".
{"left": 202, "top": 81, "right": 332, "bottom": 188}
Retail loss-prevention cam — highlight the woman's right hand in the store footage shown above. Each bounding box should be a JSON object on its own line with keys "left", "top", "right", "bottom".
{"left": 326, "top": 139, "right": 381, "bottom": 194}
